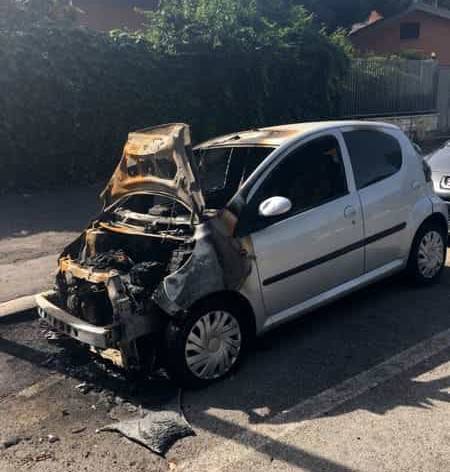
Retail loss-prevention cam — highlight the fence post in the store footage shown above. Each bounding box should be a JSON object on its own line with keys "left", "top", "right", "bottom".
{"left": 437, "top": 66, "right": 450, "bottom": 132}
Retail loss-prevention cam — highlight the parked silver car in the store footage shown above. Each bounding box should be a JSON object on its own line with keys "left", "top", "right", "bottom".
{"left": 426, "top": 140, "right": 450, "bottom": 224}
{"left": 36, "top": 121, "right": 448, "bottom": 386}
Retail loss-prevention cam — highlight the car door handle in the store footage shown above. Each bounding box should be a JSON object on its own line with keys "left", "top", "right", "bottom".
{"left": 412, "top": 181, "right": 421, "bottom": 190}
{"left": 344, "top": 206, "right": 357, "bottom": 219}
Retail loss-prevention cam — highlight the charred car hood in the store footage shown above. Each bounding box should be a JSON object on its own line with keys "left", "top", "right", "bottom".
{"left": 101, "top": 123, "right": 205, "bottom": 217}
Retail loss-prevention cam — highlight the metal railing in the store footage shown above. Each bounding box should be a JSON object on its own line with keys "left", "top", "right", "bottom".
{"left": 339, "top": 58, "right": 439, "bottom": 118}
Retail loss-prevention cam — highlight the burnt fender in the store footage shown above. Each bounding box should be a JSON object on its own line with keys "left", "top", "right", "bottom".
{"left": 153, "top": 214, "right": 251, "bottom": 316}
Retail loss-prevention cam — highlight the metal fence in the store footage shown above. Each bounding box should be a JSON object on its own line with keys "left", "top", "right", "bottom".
{"left": 339, "top": 58, "right": 439, "bottom": 118}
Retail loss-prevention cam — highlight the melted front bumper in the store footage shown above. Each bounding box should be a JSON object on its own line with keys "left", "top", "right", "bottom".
{"left": 36, "top": 291, "right": 114, "bottom": 349}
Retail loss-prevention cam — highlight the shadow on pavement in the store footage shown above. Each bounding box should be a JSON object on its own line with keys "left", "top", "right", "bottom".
{"left": 1, "top": 268, "right": 450, "bottom": 471}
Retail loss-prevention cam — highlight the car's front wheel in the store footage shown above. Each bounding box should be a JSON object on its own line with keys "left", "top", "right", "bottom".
{"left": 407, "top": 221, "right": 447, "bottom": 285}
{"left": 165, "top": 300, "right": 248, "bottom": 387}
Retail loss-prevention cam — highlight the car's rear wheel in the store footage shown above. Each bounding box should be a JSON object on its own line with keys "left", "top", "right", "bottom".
{"left": 165, "top": 299, "right": 248, "bottom": 387}
{"left": 407, "top": 221, "right": 447, "bottom": 285}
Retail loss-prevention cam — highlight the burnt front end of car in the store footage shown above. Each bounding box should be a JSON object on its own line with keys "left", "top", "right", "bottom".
{"left": 37, "top": 220, "right": 196, "bottom": 370}
{"left": 36, "top": 123, "right": 251, "bottom": 372}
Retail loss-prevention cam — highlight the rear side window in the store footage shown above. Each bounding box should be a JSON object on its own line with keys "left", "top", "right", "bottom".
{"left": 343, "top": 130, "right": 402, "bottom": 190}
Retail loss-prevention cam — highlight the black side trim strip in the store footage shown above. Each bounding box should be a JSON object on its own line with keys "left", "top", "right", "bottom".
{"left": 263, "top": 222, "right": 407, "bottom": 286}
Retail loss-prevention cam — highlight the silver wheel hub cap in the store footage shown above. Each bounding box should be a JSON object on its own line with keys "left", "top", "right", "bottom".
{"left": 417, "top": 230, "right": 445, "bottom": 279}
{"left": 185, "top": 310, "right": 242, "bottom": 380}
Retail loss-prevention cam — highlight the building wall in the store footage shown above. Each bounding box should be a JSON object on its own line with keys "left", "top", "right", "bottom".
{"left": 351, "top": 10, "right": 450, "bottom": 65}
{"left": 73, "top": 0, "right": 157, "bottom": 31}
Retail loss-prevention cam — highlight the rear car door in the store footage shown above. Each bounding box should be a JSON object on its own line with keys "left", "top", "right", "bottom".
{"left": 244, "top": 132, "right": 365, "bottom": 319}
{"left": 342, "top": 127, "right": 410, "bottom": 272}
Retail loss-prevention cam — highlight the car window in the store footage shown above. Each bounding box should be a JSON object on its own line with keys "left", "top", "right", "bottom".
{"left": 253, "top": 135, "right": 348, "bottom": 219}
{"left": 195, "top": 147, "right": 232, "bottom": 192}
{"left": 231, "top": 147, "right": 274, "bottom": 182}
{"left": 343, "top": 129, "right": 402, "bottom": 190}
{"left": 194, "top": 146, "right": 274, "bottom": 208}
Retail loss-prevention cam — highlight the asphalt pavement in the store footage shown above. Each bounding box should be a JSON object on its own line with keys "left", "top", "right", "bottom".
{"left": 0, "top": 183, "right": 449, "bottom": 471}
{"left": 0, "top": 185, "right": 102, "bottom": 303}
{"left": 1, "top": 264, "right": 450, "bottom": 471}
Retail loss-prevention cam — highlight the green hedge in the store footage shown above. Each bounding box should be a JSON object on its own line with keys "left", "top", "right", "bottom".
{"left": 0, "top": 24, "right": 158, "bottom": 190}
{"left": 0, "top": 13, "right": 349, "bottom": 192}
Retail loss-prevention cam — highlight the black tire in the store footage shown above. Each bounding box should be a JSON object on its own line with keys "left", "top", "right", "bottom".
{"left": 406, "top": 221, "right": 447, "bottom": 286}
{"left": 165, "top": 298, "right": 251, "bottom": 387}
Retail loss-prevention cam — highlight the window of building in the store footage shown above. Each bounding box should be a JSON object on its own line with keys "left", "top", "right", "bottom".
{"left": 400, "top": 22, "right": 421, "bottom": 40}
{"left": 343, "top": 129, "right": 403, "bottom": 190}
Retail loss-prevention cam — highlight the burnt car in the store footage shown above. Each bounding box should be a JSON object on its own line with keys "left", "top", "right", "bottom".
{"left": 37, "top": 122, "right": 448, "bottom": 386}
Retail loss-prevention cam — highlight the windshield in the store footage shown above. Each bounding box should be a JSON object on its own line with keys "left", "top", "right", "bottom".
{"left": 194, "top": 146, "right": 275, "bottom": 208}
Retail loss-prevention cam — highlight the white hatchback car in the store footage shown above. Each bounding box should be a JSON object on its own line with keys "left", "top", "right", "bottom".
{"left": 37, "top": 121, "right": 448, "bottom": 386}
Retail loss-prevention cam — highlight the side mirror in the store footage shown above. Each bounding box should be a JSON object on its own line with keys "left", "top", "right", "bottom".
{"left": 258, "top": 196, "right": 292, "bottom": 218}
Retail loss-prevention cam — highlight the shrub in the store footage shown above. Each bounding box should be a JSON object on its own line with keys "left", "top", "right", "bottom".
{"left": 0, "top": 0, "right": 350, "bottom": 192}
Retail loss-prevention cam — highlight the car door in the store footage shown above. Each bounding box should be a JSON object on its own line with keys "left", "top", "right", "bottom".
{"left": 243, "top": 132, "right": 365, "bottom": 320}
{"left": 342, "top": 127, "right": 410, "bottom": 273}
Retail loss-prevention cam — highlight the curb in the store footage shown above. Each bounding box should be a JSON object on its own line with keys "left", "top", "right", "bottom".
{"left": 0, "top": 295, "right": 37, "bottom": 319}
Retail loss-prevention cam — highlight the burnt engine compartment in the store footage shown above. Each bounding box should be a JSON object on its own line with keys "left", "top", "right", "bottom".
{"left": 56, "top": 229, "right": 194, "bottom": 327}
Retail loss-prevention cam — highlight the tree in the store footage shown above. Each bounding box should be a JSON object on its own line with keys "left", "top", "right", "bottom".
{"left": 143, "top": 0, "right": 414, "bottom": 35}
{"left": 134, "top": 0, "right": 351, "bottom": 138}
{"left": 139, "top": 0, "right": 351, "bottom": 53}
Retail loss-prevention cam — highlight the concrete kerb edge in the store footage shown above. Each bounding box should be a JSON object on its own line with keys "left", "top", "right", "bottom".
{"left": 0, "top": 295, "right": 37, "bottom": 319}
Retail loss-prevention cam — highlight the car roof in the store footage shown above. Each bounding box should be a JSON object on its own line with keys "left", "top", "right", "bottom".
{"left": 195, "top": 120, "right": 398, "bottom": 149}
